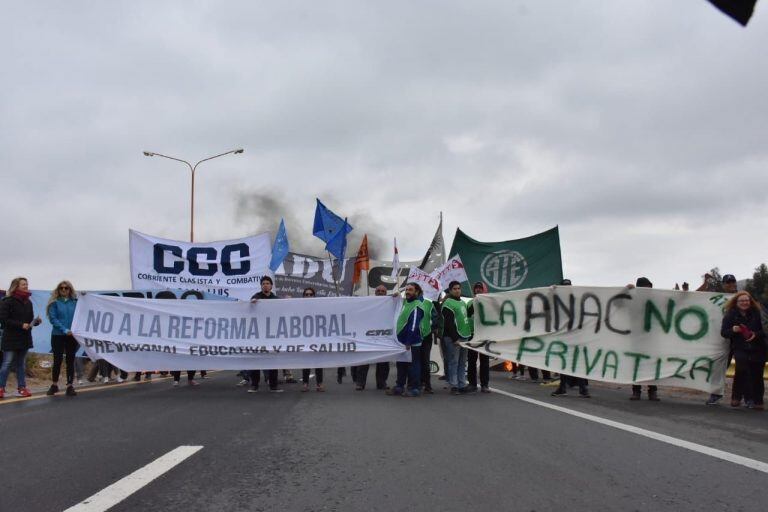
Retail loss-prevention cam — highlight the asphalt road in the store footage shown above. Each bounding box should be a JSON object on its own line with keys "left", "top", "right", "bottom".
{"left": 1, "top": 370, "right": 766, "bottom": 512}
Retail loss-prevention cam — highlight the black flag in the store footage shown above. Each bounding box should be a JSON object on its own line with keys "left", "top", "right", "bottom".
{"left": 708, "top": 0, "right": 758, "bottom": 26}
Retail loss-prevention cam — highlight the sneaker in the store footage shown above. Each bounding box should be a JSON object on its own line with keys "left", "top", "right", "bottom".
{"left": 458, "top": 387, "right": 470, "bottom": 394}
{"left": 16, "top": 388, "right": 32, "bottom": 398}
{"left": 116, "top": 377, "right": 125, "bottom": 384}
{"left": 450, "top": 387, "right": 459, "bottom": 395}
{"left": 551, "top": 389, "right": 567, "bottom": 397}
{"left": 316, "top": 384, "right": 325, "bottom": 392}
{"left": 648, "top": 392, "right": 661, "bottom": 402}
{"left": 386, "top": 387, "right": 403, "bottom": 396}
{"left": 480, "top": 386, "right": 491, "bottom": 393}
{"left": 437, "top": 375, "right": 447, "bottom": 381}
{"left": 66, "top": 385, "right": 77, "bottom": 397}
{"left": 46, "top": 384, "right": 59, "bottom": 396}
{"left": 629, "top": 393, "right": 641, "bottom": 401}
{"left": 301, "top": 384, "right": 309, "bottom": 392}
{"left": 579, "top": 391, "right": 591, "bottom": 398}
{"left": 144, "top": 374, "right": 152, "bottom": 381}
{"left": 188, "top": 380, "right": 199, "bottom": 386}
{"left": 172, "top": 381, "right": 180, "bottom": 387}
{"left": 102, "top": 377, "right": 110, "bottom": 384}
{"left": 706, "top": 394, "right": 722, "bottom": 406}
{"left": 269, "top": 388, "right": 284, "bottom": 393}
{"left": 237, "top": 379, "right": 249, "bottom": 387}
{"left": 465, "top": 385, "right": 478, "bottom": 393}
{"left": 77, "top": 379, "right": 84, "bottom": 385}
{"left": 355, "top": 385, "right": 364, "bottom": 391}
{"left": 746, "top": 400, "right": 756, "bottom": 409}
{"left": 247, "top": 387, "right": 259, "bottom": 393}
{"left": 406, "top": 389, "right": 420, "bottom": 397}
{"left": 423, "top": 387, "right": 434, "bottom": 395}
{"left": 133, "top": 373, "right": 141, "bottom": 382}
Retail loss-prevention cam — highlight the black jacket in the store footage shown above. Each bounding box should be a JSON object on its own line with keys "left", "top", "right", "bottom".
{"left": 0, "top": 296, "right": 35, "bottom": 351}
{"left": 721, "top": 307, "right": 767, "bottom": 362}
{"left": 251, "top": 291, "right": 279, "bottom": 300}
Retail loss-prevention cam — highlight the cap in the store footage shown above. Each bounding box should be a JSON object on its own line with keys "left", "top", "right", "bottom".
{"left": 722, "top": 274, "right": 736, "bottom": 283}
{"left": 635, "top": 277, "right": 653, "bottom": 288}
{"left": 560, "top": 279, "right": 572, "bottom": 286}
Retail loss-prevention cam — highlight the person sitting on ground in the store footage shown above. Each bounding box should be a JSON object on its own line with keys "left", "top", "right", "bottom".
{"left": 721, "top": 291, "right": 766, "bottom": 410}
{"left": 46, "top": 280, "right": 79, "bottom": 397}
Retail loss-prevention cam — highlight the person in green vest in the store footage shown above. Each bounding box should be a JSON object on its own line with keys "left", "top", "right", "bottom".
{"left": 441, "top": 280, "right": 471, "bottom": 395}
{"left": 387, "top": 282, "right": 434, "bottom": 397}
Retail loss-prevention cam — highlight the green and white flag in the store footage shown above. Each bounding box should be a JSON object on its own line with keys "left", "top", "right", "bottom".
{"left": 449, "top": 226, "right": 563, "bottom": 295}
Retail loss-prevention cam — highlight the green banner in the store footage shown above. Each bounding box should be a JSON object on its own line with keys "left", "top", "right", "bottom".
{"left": 449, "top": 226, "right": 563, "bottom": 295}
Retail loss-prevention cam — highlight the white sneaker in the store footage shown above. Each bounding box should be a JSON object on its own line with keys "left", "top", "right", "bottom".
{"left": 116, "top": 377, "right": 125, "bottom": 383}
{"left": 78, "top": 380, "right": 84, "bottom": 385}
{"left": 102, "top": 377, "right": 110, "bottom": 384}
{"left": 237, "top": 379, "right": 249, "bottom": 386}
{"left": 172, "top": 381, "right": 179, "bottom": 387}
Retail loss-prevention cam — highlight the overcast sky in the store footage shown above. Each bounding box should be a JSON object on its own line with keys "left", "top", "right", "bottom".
{"left": 2, "top": 0, "right": 766, "bottom": 292}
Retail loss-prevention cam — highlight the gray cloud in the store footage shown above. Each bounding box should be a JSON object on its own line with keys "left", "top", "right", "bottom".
{"left": 1, "top": 1, "right": 766, "bottom": 291}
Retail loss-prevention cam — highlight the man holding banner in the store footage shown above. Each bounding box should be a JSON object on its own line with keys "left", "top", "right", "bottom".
{"left": 441, "top": 281, "right": 472, "bottom": 395}
{"left": 388, "top": 283, "right": 434, "bottom": 397}
{"left": 248, "top": 276, "right": 281, "bottom": 393}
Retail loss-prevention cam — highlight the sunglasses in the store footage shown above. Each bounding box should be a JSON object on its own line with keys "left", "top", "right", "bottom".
{"left": 60, "top": 286, "right": 70, "bottom": 290}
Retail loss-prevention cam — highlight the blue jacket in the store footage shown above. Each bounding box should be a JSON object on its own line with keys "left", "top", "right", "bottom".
{"left": 48, "top": 297, "right": 77, "bottom": 335}
{"left": 397, "top": 299, "right": 425, "bottom": 347}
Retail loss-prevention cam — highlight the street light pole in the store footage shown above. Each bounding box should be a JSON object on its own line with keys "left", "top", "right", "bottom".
{"left": 143, "top": 149, "right": 244, "bottom": 242}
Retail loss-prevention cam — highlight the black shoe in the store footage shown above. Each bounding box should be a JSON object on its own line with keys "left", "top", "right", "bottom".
{"left": 66, "top": 385, "right": 77, "bottom": 397}
{"left": 46, "top": 384, "right": 59, "bottom": 396}
{"left": 132, "top": 373, "right": 141, "bottom": 382}
{"left": 648, "top": 392, "right": 660, "bottom": 402}
{"left": 337, "top": 376, "right": 343, "bottom": 384}
{"left": 629, "top": 393, "right": 641, "bottom": 401}
{"left": 423, "top": 387, "right": 434, "bottom": 394}
{"left": 480, "top": 386, "right": 491, "bottom": 393}
{"left": 458, "top": 387, "right": 470, "bottom": 394}
{"left": 578, "top": 390, "right": 591, "bottom": 398}
{"left": 551, "top": 389, "right": 567, "bottom": 397}
{"left": 450, "top": 387, "right": 459, "bottom": 395}
{"left": 438, "top": 375, "right": 447, "bottom": 381}
{"left": 465, "top": 385, "right": 478, "bottom": 393}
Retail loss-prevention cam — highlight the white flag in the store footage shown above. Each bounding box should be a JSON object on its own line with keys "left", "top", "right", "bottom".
{"left": 390, "top": 238, "right": 400, "bottom": 280}
{"left": 432, "top": 255, "right": 469, "bottom": 292}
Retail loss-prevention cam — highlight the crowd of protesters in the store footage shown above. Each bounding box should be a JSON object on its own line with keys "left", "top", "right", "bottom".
{"left": 0, "top": 273, "right": 765, "bottom": 410}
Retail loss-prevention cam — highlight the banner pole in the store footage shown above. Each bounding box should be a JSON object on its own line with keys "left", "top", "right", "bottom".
{"left": 327, "top": 251, "right": 341, "bottom": 296}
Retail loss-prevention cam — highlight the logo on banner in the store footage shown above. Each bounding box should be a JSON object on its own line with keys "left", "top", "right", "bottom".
{"left": 154, "top": 243, "right": 251, "bottom": 276}
{"left": 481, "top": 250, "right": 527, "bottom": 290}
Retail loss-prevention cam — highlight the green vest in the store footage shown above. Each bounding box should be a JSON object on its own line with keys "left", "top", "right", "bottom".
{"left": 443, "top": 297, "right": 472, "bottom": 339}
{"left": 397, "top": 298, "right": 433, "bottom": 339}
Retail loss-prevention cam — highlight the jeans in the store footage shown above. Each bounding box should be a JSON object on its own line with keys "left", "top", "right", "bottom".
{"left": 0, "top": 349, "right": 28, "bottom": 389}
{"left": 395, "top": 345, "right": 422, "bottom": 391}
{"left": 442, "top": 336, "right": 467, "bottom": 389}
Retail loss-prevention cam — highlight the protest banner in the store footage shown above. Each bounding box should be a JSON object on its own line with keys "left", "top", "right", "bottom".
{"left": 71, "top": 294, "right": 409, "bottom": 371}
{"left": 449, "top": 227, "right": 563, "bottom": 295}
{"left": 470, "top": 286, "right": 730, "bottom": 393}
{"left": 432, "top": 255, "right": 469, "bottom": 292}
{"left": 129, "top": 230, "right": 272, "bottom": 300}
{"left": 29, "top": 289, "right": 233, "bottom": 355}
{"left": 405, "top": 267, "right": 441, "bottom": 300}
{"left": 274, "top": 252, "right": 355, "bottom": 297}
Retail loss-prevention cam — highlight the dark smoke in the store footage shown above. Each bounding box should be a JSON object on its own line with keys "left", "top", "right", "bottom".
{"left": 233, "top": 190, "right": 388, "bottom": 259}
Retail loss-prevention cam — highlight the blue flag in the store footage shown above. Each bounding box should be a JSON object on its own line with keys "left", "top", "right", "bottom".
{"left": 269, "top": 218, "right": 290, "bottom": 272}
{"left": 313, "top": 198, "right": 353, "bottom": 243}
{"left": 325, "top": 217, "right": 349, "bottom": 261}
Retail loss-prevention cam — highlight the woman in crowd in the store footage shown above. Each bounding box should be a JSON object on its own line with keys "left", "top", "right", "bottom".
{"left": 0, "top": 277, "right": 42, "bottom": 398}
{"left": 300, "top": 288, "right": 325, "bottom": 392}
{"left": 721, "top": 291, "right": 766, "bottom": 410}
{"left": 46, "top": 280, "right": 79, "bottom": 397}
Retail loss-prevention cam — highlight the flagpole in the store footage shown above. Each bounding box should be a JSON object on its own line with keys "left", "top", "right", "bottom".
{"left": 327, "top": 251, "right": 341, "bottom": 296}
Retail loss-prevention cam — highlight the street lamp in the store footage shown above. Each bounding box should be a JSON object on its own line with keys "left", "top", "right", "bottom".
{"left": 143, "top": 149, "right": 244, "bottom": 242}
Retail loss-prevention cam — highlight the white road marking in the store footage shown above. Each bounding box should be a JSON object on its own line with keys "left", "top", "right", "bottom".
{"left": 490, "top": 387, "right": 768, "bottom": 474}
{"left": 64, "top": 445, "right": 203, "bottom": 512}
